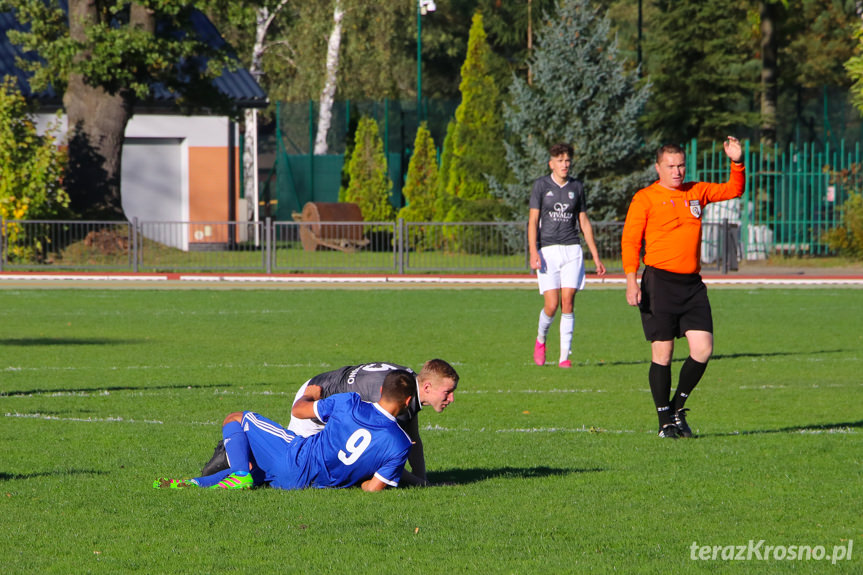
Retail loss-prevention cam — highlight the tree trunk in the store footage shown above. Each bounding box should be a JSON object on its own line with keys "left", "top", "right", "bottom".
{"left": 63, "top": 0, "right": 151, "bottom": 219}
{"left": 760, "top": 1, "right": 778, "bottom": 146}
{"left": 314, "top": 0, "right": 344, "bottom": 155}
{"left": 243, "top": 2, "right": 288, "bottom": 228}
{"left": 243, "top": 108, "right": 259, "bottom": 229}
{"left": 63, "top": 77, "right": 133, "bottom": 219}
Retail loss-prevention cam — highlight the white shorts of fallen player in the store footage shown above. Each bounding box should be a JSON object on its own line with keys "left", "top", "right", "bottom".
{"left": 286, "top": 380, "right": 325, "bottom": 437}
{"left": 536, "top": 243, "right": 585, "bottom": 294}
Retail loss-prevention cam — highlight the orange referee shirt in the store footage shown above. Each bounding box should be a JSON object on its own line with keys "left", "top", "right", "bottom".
{"left": 621, "top": 163, "right": 745, "bottom": 275}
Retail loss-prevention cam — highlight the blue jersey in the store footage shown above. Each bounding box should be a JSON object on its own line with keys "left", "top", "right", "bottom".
{"left": 272, "top": 393, "right": 412, "bottom": 490}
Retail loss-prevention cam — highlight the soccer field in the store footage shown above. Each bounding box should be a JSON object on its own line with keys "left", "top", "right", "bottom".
{"left": 1, "top": 286, "right": 860, "bottom": 573}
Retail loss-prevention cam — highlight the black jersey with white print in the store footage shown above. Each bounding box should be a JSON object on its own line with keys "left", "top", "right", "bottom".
{"left": 529, "top": 174, "right": 587, "bottom": 248}
{"left": 306, "top": 362, "right": 421, "bottom": 426}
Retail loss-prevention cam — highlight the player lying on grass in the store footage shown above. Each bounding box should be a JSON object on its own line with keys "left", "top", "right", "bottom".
{"left": 154, "top": 370, "right": 415, "bottom": 491}
{"left": 200, "top": 359, "right": 459, "bottom": 486}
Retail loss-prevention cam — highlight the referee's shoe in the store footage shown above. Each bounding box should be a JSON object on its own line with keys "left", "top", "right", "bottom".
{"left": 672, "top": 408, "right": 693, "bottom": 438}
{"left": 658, "top": 423, "right": 682, "bottom": 439}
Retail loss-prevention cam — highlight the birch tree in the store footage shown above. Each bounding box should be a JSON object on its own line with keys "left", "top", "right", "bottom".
{"left": 244, "top": 1, "right": 288, "bottom": 225}
{"left": 313, "top": 0, "right": 343, "bottom": 155}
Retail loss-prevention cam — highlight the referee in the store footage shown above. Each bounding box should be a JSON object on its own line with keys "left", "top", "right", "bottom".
{"left": 621, "top": 138, "right": 745, "bottom": 438}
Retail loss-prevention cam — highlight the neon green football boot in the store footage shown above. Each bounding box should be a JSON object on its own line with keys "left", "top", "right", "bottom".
{"left": 211, "top": 471, "right": 253, "bottom": 490}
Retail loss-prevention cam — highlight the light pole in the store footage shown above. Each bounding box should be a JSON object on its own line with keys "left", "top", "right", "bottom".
{"left": 417, "top": 0, "right": 436, "bottom": 123}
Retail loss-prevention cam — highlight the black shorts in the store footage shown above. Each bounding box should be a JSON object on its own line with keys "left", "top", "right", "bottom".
{"left": 638, "top": 266, "right": 713, "bottom": 341}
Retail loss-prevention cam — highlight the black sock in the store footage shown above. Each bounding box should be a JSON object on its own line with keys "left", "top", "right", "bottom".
{"left": 672, "top": 356, "right": 709, "bottom": 412}
{"left": 649, "top": 362, "right": 673, "bottom": 427}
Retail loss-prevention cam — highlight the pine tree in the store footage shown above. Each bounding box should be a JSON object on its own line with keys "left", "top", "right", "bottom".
{"left": 439, "top": 11, "right": 507, "bottom": 223}
{"left": 492, "top": 0, "right": 652, "bottom": 221}
{"left": 342, "top": 116, "right": 395, "bottom": 223}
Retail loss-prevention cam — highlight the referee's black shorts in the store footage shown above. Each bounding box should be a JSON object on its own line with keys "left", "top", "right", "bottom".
{"left": 638, "top": 265, "right": 713, "bottom": 342}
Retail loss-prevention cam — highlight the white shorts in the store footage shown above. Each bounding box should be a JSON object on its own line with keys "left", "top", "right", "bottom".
{"left": 536, "top": 244, "right": 585, "bottom": 294}
{"left": 285, "top": 380, "right": 325, "bottom": 437}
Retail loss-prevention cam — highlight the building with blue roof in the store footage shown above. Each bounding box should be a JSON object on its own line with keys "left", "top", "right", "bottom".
{"left": 1, "top": 5, "right": 267, "bottom": 250}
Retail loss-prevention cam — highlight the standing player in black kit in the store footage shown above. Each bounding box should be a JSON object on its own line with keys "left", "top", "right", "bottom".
{"left": 528, "top": 143, "right": 606, "bottom": 368}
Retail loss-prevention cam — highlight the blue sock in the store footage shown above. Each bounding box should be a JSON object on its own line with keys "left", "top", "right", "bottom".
{"left": 222, "top": 420, "right": 251, "bottom": 472}
{"left": 192, "top": 421, "right": 251, "bottom": 487}
{"left": 192, "top": 468, "right": 234, "bottom": 488}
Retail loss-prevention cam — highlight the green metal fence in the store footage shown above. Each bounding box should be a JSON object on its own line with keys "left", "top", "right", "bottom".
{"left": 686, "top": 139, "right": 863, "bottom": 259}
{"left": 262, "top": 99, "right": 458, "bottom": 221}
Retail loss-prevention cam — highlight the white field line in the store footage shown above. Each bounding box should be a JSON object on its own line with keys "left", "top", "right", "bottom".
{"left": 5, "top": 412, "right": 855, "bottom": 436}
{"left": 3, "top": 355, "right": 857, "bottom": 374}
{"left": 2, "top": 362, "right": 335, "bottom": 373}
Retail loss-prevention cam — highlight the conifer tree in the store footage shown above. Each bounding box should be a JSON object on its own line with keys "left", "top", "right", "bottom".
{"left": 492, "top": 0, "right": 652, "bottom": 221}
{"left": 399, "top": 123, "right": 438, "bottom": 250}
{"left": 341, "top": 116, "right": 395, "bottom": 223}
{"left": 438, "top": 11, "right": 507, "bottom": 223}
{"left": 434, "top": 120, "right": 456, "bottom": 221}
{"left": 399, "top": 124, "right": 438, "bottom": 223}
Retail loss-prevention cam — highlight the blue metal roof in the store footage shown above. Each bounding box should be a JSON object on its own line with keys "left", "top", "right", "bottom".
{"left": 0, "top": 6, "right": 267, "bottom": 109}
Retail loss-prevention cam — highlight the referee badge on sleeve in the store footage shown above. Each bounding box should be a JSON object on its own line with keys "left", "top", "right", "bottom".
{"left": 688, "top": 200, "right": 702, "bottom": 219}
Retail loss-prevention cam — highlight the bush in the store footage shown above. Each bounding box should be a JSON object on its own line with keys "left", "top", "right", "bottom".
{"left": 340, "top": 116, "right": 395, "bottom": 227}
{"left": 442, "top": 197, "right": 513, "bottom": 255}
{"left": 822, "top": 192, "right": 863, "bottom": 259}
{"left": 0, "top": 78, "right": 69, "bottom": 262}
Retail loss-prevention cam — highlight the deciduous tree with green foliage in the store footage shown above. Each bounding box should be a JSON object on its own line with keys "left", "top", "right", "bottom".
{"left": 340, "top": 116, "right": 394, "bottom": 223}
{"left": 492, "top": 0, "right": 652, "bottom": 221}
{"left": 0, "top": 78, "right": 69, "bottom": 260}
{"left": 204, "top": 0, "right": 292, "bottom": 223}
{"left": 269, "top": 1, "right": 413, "bottom": 103}
{"left": 642, "top": 0, "right": 759, "bottom": 147}
{"left": 6, "top": 0, "right": 234, "bottom": 218}
{"left": 0, "top": 78, "right": 68, "bottom": 220}
{"left": 823, "top": 192, "right": 863, "bottom": 259}
{"left": 846, "top": 20, "right": 863, "bottom": 116}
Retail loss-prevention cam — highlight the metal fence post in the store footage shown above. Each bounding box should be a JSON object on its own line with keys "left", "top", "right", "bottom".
{"left": 0, "top": 219, "right": 5, "bottom": 272}
{"left": 397, "top": 218, "right": 405, "bottom": 274}
{"left": 265, "top": 218, "right": 272, "bottom": 274}
{"left": 132, "top": 217, "right": 139, "bottom": 273}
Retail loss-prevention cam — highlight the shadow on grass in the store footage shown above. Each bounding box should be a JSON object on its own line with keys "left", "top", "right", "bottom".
{"left": 597, "top": 348, "right": 846, "bottom": 367}
{"left": 0, "top": 469, "right": 111, "bottom": 481}
{"left": 701, "top": 419, "right": 863, "bottom": 438}
{"left": 1, "top": 383, "right": 226, "bottom": 397}
{"left": 0, "top": 337, "right": 146, "bottom": 346}
{"left": 712, "top": 349, "right": 846, "bottom": 361}
{"left": 427, "top": 465, "right": 602, "bottom": 485}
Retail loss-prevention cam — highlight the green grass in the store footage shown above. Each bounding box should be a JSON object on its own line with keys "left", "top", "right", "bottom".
{"left": 1, "top": 287, "right": 861, "bottom": 574}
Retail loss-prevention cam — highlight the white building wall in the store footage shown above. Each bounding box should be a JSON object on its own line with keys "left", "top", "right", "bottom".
{"left": 35, "top": 113, "right": 237, "bottom": 252}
